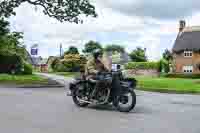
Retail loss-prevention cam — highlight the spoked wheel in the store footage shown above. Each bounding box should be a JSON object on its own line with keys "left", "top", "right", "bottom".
{"left": 72, "top": 85, "right": 89, "bottom": 107}
{"left": 114, "top": 89, "right": 136, "bottom": 112}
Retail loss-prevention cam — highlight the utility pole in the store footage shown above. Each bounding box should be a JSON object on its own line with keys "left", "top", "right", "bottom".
{"left": 60, "top": 43, "right": 62, "bottom": 57}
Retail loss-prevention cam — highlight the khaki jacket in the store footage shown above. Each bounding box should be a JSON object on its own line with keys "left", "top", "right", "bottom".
{"left": 85, "top": 56, "right": 111, "bottom": 76}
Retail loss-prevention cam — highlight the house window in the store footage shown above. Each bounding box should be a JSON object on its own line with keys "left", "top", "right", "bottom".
{"left": 184, "top": 50, "right": 193, "bottom": 57}
{"left": 183, "top": 65, "right": 193, "bottom": 73}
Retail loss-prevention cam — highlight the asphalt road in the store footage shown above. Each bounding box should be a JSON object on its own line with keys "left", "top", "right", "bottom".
{"left": 0, "top": 85, "right": 200, "bottom": 133}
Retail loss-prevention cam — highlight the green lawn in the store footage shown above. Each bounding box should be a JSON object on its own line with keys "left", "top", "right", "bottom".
{"left": 134, "top": 76, "right": 200, "bottom": 94}
{"left": 0, "top": 74, "right": 49, "bottom": 85}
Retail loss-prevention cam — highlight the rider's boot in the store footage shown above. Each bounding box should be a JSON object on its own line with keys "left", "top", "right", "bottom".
{"left": 66, "top": 90, "right": 72, "bottom": 96}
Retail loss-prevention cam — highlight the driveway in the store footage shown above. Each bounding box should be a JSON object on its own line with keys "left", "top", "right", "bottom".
{"left": 0, "top": 74, "right": 200, "bottom": 133}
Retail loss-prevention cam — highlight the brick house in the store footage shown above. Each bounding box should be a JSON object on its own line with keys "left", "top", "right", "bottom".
{"left": 172, "top": 20, "right": 200, "bottom": 74}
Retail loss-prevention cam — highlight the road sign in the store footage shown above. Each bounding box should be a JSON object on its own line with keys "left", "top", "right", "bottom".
{"left": 31, "top": 48, "right": 38, "bottom": 55}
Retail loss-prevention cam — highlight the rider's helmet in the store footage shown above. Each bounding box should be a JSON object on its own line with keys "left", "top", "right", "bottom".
{"left": 92, "top": 49, "right": 103, "bottom": 59}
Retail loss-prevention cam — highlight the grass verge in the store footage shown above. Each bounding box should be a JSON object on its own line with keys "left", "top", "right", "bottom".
{"left": 0, "top": 74, "right": 49, "bottom": 85}
{"left": 133, "top": 76, "right": 200, "bottom": 94}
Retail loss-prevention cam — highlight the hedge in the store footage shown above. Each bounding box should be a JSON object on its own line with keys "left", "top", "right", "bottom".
{"left": 125, "top": 62, "right": 159, "bottom": 70}
{"left": 165, "top": 73, "right": 200, "bottom": 79}
{"left": 22, "top": 63, "right": 33, "bottom": 75}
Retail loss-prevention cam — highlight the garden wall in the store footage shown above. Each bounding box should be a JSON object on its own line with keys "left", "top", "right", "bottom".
{"left": 124, "top": 62, "right": 159, "bottom": 77}
{"left": 124, "top": 69, "right": 159, "bottom": 77}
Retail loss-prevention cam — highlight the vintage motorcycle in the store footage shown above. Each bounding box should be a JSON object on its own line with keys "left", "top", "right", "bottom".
{"left": 68, "top": 70, "right": 137, "bottom": 112}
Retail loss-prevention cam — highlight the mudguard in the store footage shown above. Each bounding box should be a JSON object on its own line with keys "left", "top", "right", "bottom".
{"left": 69, "top": 79, "right": 82, "bottom": 91}
{"left": 69, "top": 77, "right": 89, "bottom": 91}
{"left": 121, "top": 78, "right": 137, "bottom": 89}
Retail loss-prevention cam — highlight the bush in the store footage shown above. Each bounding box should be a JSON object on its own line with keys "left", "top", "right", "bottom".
{"left": 61, "top": 54, "right": 87, "bottom": 72}
{"left": 0, "top": 54, "right": 23, "bottom": 74}
{"left": 50, "top": 54, "right": 87, "bottom": 72}
{"left": 54, "top": 62, "right": 66, "bottom": 72}
{"left": 51, "top": 58, "right": 60, "bottom": 70}
{"left": 165, "top": 73, "right": 200, "bottom": 79}
{"left": 125, "top": 62, "right": 159, "bottom": 70}
{"left": 158, "top": 59, "right": 169, "bottom": 73}
{"left": 22, "top": 63, "right": 33, "bottom": 75}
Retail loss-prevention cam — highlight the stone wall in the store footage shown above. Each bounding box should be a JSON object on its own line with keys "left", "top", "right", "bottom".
{"left": 124, "top": 69, "right": 159, "bottom": 77}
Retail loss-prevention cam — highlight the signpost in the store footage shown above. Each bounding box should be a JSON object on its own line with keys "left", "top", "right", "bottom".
{"left": 31, "top": 48, "right": 38, "bottom": 55}
{"left": 30, "top": 44, "right": 38, "bottom": 56}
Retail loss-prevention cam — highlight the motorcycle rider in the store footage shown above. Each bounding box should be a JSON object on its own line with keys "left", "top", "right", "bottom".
{"left": 67, "top": 49, "right": 111, "bottom": 96}
{"left": 85, "top": 49, "right": 111, "bottom": 100}
{"left": 85, "top": 49, "right": 110, "bottom": 78}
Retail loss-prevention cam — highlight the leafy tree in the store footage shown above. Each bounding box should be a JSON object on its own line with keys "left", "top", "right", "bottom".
{"left": 0, "top": 18, "right": 10, "bottom": 36}
{"left": 129, "top": 47, "right": 147, "bottom": 62}
{"left": 0, "top": 0, "right": 97, "bottom": 23}
{"left": 158, "top": 59, "right": 170, "bottom": 73}
{"left": 61, "top": 54, "right": 87, "bottom": 72}
{"left": 51, "top": 57, "right": 60, "bottom": 71}
{"left": 64, "top": 46, "right": 79, "bottom": 55}
{"left": 0, "top": 19, "right": 27, "bottom": 60}
{"left": 104, "top": 44, "right": 125, "bottom": 53}
{"left": 162, "top": 49, "right": 173, "bottom": 61}
{"left": 159, "top": 49, "right": 173, "bottom": 73}
{"left": 82, "top": 40, "right": 103, "bottom": 53}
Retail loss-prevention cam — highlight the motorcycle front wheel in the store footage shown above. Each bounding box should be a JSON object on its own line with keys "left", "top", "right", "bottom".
{"left": 72, "top": 85, "right": 89, "bottom": 107}
{"left": 114, "top": 89, "right": 136, "bottom": 112}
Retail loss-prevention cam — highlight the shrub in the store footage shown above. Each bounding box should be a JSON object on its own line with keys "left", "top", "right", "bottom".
{"left": 125, "top": 62, "right": 159, "bottom": 70}
{"left": 165, "top": 73, "right": 200, "bottom": 79}
{"left": 61, "top": 54, "right": 87, "bottom": 72}
{"left": 51, "top": 58, "right": 60, "bottom": 70}
{"left": 50, "top": 54, "right": 87, "bottom": 72}
{"left": 54, "top": 62, "right": 66, "bottom": 72}
{"left": 158, "top": 59, "right": 169, "bottom": 73}
{"left": 22, "top": 63, "right": 33, "bottom": 75}
{"left": 0, "top": 54, "right": 23, "bottom": 74}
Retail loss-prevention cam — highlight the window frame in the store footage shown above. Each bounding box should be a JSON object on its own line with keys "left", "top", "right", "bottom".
{"left": 182, "top": 65, "right": 193, "bottom": 73}
{"left": 184, "top": 50, "right": 193, "bottom": 57}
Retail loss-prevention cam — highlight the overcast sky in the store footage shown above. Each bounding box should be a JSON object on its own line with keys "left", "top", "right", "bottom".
{"left": 8, "top": 0, "right": 200, "bottom": 60}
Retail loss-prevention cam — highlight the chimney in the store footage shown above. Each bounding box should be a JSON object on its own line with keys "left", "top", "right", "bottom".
{"left": 179, "top": 20, "right": 186, "bottom": 32}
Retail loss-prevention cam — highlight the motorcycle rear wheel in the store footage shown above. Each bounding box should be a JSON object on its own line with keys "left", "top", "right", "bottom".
{"left": 114, "top": 89, "right": 136, "bottom": 112}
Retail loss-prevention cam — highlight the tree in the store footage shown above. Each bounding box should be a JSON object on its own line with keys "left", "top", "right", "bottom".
{"left": 0, "top": 0, "right": 97, "bottom": 23}
{"left": 160, "top": 49, "right": 173, "bottom": 73}
{"left": 64, "top": 46, "right": 79, "bottom": 55}
{"left": 0, "top": 18, "right": 27, "bottom": 60}
{"left": 82, "top": 40, "right": 103, "bottom": 53}
{"left": 162, "top": 49, "right": 173, "bottom": 61}
{"left": 129, "top": 47, "right": 147, "bottom": 62}
{"left": 51, "top": 57, "right": 60, "bottom": 71}
{"left": 104, "top": 44, "right": 125, "bottom": 53}
{"left": 0, "top": 18, "right": 10, "bottom": 36}
{"left": 0, "top": 19, "right": 29, "bottom": 73}
{"left": 61, "top": 54, "right": 87, "bottom": 72}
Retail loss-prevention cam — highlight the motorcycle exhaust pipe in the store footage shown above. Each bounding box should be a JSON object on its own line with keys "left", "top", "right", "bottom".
{"left": 79, "top": 99, "right": 93, "bottom": 104}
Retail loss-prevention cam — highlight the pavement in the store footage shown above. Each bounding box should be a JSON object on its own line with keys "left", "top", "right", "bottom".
{"left": 0, "top": 73, "right": 200, "bottom": 133}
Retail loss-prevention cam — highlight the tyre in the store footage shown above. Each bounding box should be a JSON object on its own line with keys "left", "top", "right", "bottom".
{"left": 114, "top": 89, "right": 136, "bottom": 112}
{"left": 72, "top": 85, "right": 89, "bottom": 107}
